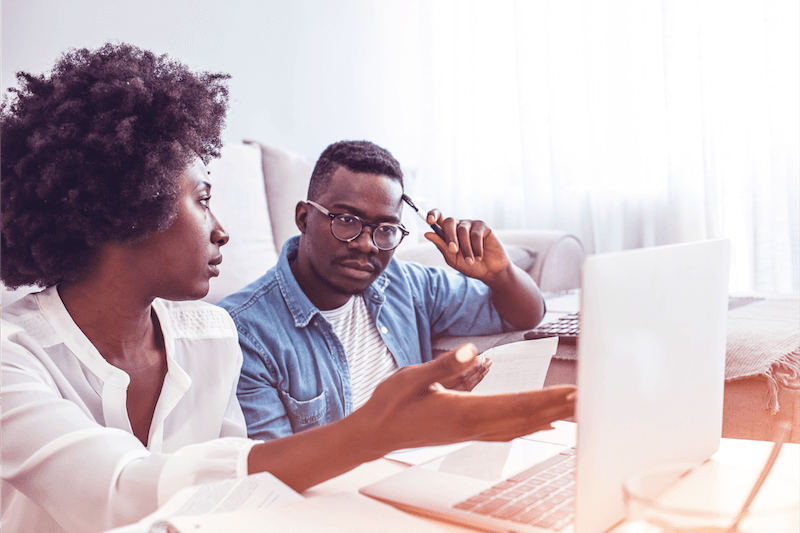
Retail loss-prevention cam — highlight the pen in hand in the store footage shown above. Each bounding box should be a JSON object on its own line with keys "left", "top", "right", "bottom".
{"left": 402, "top": 194, "right": 446, "bottom": 241}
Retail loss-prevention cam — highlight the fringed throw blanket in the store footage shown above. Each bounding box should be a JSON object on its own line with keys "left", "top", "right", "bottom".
{"left": 725, "top": 297, "right": 800, "bottom": 414}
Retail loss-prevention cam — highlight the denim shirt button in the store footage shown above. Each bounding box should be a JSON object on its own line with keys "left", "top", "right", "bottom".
{"left": 380, "top": 326, "right": 388, "bottom": 334}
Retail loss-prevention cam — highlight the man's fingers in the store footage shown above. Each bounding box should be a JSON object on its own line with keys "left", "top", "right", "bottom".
{"left": 423, "top": 231, "right": 451, "bottom": 258}
{"left": 469, "top": 223, "right": 488, "bottom": 260}
{"left": 441, "top": 217, "right": 459, "bottom": 253}
{"left": 455, "top": 222, "right": 474, "bottom": 263}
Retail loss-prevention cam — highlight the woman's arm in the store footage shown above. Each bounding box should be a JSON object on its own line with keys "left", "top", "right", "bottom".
{"left": 247, "top": 344, "right": 575, "bottom": 492}
{"left": 1, "top": 322, "right": 255, "bottom": 533}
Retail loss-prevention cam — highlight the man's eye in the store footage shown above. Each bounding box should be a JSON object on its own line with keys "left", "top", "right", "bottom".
{"left": 339, "top": 215, "right": 358, "bottom": 225}
{"left": 199, "top": 196, "right": 211, "bottom": 208}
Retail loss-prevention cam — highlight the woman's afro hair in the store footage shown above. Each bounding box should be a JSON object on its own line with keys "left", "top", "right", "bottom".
{"left": 1, "top": 42, "right": 230, "bottom": 289}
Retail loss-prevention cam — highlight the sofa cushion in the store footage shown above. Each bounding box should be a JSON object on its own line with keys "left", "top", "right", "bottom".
{"left": 493, "top": 230, "right": 584, "bottom": 292}
{"left": 245, "top": 140, "right": 315, "bottom": 251}
{"left": 203, "top": 143, "right": 278, "bottom": 303}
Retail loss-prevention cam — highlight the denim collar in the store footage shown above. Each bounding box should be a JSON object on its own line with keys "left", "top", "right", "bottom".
{"left": 276, "top": 236, "right": 389, "bottom": 328}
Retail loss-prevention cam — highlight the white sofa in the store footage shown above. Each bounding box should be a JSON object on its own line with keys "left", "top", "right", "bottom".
{"left": 197, "top": 141, "right": 586, "bottom": 305}
{"left": 0, "top": 141, "right": 585, "bottom": 309}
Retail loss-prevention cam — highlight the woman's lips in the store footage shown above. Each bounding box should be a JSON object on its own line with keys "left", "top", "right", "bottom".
{"left": 208, "top": 256, "right": 223, "bottom": 277}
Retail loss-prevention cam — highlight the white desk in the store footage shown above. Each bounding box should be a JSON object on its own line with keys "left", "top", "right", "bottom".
{"left": 303, "top": 422, "right": 800, "bottom": 533}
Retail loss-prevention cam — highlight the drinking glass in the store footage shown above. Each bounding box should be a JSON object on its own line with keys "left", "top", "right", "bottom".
{"left": 622, "top": 462, "right": 799, "bottom": 532}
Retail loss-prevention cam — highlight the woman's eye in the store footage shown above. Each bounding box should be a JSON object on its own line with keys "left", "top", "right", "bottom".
{"left": 199, "top": 196, "right": 211, "bottom": 208}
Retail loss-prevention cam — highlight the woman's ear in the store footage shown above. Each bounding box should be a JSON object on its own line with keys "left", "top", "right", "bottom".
{"left": 295, "top": 201, "right": 309, "bottom": 233}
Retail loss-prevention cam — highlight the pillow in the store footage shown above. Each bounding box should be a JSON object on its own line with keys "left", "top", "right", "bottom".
{"left": 203, "top": 143, "right": 278, "bottom": 303}
{"left": 245, "top": 140, "right": 315, "bottom": 252}
{"left": 505, "top": 245, "right": 539, "bottom": 277}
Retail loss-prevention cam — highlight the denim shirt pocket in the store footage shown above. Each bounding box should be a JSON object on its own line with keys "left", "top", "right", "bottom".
{"left": 278, "top": 388, "right": 329, "bottom": 433}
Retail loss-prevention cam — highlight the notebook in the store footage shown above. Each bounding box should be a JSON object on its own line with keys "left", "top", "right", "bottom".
{"left": 360, "top": 239, "right": 731, "bottom": 533}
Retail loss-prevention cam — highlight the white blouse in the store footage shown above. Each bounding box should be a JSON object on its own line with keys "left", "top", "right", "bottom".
{"left": 1, "top": 286, "right": 259, "bottom": 533}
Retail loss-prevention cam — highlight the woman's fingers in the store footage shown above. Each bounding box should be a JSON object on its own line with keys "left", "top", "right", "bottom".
{"left": 387, "top": 343, "right": 478, "bottom": 394}
{"left": 363, "top": 349, "right": 576, "bottom": 452}
{"left": 453, "top": 385, "right": 577, "bottom": 441}
{"left": 437, "top": 355, "right": 491, "bottom": 391}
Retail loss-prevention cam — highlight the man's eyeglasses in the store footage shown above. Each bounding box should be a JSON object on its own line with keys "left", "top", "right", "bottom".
{"left": 306, "top": 200, "right": 409, "bottom": 251}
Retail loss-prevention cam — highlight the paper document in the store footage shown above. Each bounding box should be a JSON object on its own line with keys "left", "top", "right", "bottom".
{"left": 470, "top": 336, "right": 558, "bottom": 394}
{"left": 103, "top": 472, "right": 302, "bottom": 533}
{"left": 385, "top": 441, "right": 474, "bottom": 466}
{"left": 164, "top": 492, "right": 447, "bottom": 533}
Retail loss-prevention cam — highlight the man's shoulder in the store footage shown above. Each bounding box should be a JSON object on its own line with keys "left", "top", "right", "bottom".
{"left": 216, "top": 268, "right": 282, "bottom": 317}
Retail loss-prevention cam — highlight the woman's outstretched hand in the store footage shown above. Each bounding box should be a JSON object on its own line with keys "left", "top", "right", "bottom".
{"left": 357, "top": 343, "right": 577, "bottom": 454}
{"left": 248, "top": 343, "right": 575, "bottom": 493}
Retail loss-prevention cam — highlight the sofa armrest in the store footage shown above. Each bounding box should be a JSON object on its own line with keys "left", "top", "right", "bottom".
{"left": 394, "top": 229, "right": 584, "bottom": 292}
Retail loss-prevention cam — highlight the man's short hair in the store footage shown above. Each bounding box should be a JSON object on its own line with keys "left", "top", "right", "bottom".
{"left": 307, "top": 140, "right": 403, "bottom": 201}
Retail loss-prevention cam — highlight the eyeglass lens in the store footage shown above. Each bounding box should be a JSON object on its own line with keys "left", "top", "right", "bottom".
{"left": 331, "top": 215, "right": 404, "bottom": 250}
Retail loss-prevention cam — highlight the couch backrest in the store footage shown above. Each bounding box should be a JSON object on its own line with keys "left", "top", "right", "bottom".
{"left": 245, "top": 140, "right": 314, "bottom": 252}
{"left": 203, "top": 143, "right": 279, "bottom": 303}
{"left": 1, "top": 142, "right": 584, "bottom": 308}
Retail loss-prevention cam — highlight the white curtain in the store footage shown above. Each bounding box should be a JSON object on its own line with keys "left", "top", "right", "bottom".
{"left": 373, "top": 0, "right": 798, "bottom": 294}
{"left": 8, "top": 0, "right": 794, "bottom": 297}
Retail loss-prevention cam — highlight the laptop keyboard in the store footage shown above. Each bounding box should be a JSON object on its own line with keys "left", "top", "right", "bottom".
{"left": 523, "top": 296, "right": 764, "bottom": 346}
{"left": 524, "top": 313, "right": 580, "bottom": 344}
{"left": 452, "top": 448, "right": 576, "bottom": 531}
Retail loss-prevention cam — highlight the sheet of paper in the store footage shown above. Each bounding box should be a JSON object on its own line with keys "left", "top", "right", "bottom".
{"left": 103, "top": 472, "right": 302, "bottom": 533}
{"left": 385, "top": 441, "right": 474, "bottom": 466}
{"left": 164, "top": 492, "right": 447, "bottom": 533}
{"left": 470, "top": 336, "right": 558, "bottom": 394}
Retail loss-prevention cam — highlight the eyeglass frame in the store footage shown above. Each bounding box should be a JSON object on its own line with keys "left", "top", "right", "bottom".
{"left": 306, "top": 200, "right": 410, "bottom": 251}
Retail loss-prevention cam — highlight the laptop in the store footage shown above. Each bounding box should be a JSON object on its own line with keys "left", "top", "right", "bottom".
{"left": 360, "top": 239, "right": 731, "bottom": 533}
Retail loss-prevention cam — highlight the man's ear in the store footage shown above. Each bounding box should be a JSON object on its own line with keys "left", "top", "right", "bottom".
{"left": 295, "top": 201, "right": 309, "bottom": 233}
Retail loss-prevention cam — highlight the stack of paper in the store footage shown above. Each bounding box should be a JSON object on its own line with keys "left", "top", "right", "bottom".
{"left": 104, "top": 471, "right": 447, "bottom": 533}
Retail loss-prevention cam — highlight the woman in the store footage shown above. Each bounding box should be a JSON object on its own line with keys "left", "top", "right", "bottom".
{"left": 0, "top": 42, "right": 576, "bottom": 533}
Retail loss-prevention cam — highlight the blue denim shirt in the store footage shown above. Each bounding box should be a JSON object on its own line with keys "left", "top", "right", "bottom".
{"left": 218, "top": 236, "right": 513, "bottom": 441}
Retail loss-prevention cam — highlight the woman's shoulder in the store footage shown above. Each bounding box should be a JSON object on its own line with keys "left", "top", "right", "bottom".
{"left": 153, "top": 298, "right": 239, "bottom": 341}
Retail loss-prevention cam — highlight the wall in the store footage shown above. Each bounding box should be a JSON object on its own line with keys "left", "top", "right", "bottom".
{"left": 2, "top": 0, "right": 423, "bottom": 165}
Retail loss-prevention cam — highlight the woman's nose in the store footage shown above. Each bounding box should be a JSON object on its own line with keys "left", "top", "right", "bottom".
{"left": 211, "top": 215, "right": 230, "bottom": 246}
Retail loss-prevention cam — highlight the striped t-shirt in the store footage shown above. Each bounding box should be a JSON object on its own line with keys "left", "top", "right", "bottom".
{"left": 319, "top": 295, "right": 399, "bottom": 409}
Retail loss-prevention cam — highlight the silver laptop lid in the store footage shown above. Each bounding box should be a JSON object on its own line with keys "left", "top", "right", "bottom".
{"left": 574, "top": 239, "right": 730, "bottom": 532}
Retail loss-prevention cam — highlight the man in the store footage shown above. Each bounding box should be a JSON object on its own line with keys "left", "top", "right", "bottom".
{"left": 219, "top": 140, "right": 546, "bottom": 441}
